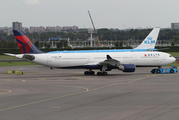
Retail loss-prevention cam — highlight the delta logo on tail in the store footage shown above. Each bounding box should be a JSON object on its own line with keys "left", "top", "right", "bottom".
{"left": 144, "top": 37, "right": 155, "bottom": 44}
{"left": 13, "top": 30, "right": 44, "bottom": 54}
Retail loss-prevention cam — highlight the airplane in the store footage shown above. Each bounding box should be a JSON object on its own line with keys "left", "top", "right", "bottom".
{"left": 4, "top": 29, "right": 175, "bottom": 76}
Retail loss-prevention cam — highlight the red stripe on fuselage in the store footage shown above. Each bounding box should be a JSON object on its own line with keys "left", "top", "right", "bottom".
{"left": 15, "top": 36, "right": 33, "bottom": 53}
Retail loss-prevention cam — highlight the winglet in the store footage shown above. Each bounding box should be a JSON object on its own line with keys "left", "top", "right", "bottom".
{"left": 135, "top": 28, "right": 160, "bottom": 49}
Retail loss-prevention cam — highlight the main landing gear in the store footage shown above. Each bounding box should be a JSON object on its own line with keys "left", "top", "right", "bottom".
{"left": 84, "top": 71, "right": 95, "bottom": 75}
{"left": 97, "top": 71, "right": 108, "bottom": 76}
{"left": 84, "top": 65, "right": 109, "bottom": 76}
{"left": 84, "top": 71, "right": 108, "bottom": 76}
{"left": 96, "top": 65, "right": 108, "bottom": 76}
{"left": 84, "top": 70, "right": 108, "bottom": 76}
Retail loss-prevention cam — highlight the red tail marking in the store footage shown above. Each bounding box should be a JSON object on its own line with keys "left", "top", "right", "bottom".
{"left": 17, "top": 42, "right": 24, "bottom": 54}
{"left": 15, "top": 36, "right": 33, "bottom": 54}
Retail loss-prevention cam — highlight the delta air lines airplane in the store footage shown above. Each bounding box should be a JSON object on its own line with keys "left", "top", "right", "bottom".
{"left": 4, "top": 29, "right": 175, "bottom": 76}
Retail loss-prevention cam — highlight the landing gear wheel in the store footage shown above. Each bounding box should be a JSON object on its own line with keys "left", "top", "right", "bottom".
{"left": 170, "top": 69, "right": 174, "bottom": 73}
{"left": 157, "top": 69, "right": 161, "bottom": 74}
{"left": 90, "top": 71, "right": 95, "bottom": 75}
{"left": 102, "top": 72, "right": 108, "bottom": 76}
{"left": 84, "top": 71, "right": 95, "bottom": 75}
{"left": 97, "top": 72, "right": 102, "bottom": 76}
{"left": 84, "top": 71, "right": 89, "bottom": 75}
{"left": 151, "top": 69, "right": 156, "bottom": 74}
{"left": 97, "top": 72, "right": 108, "bottom": 76}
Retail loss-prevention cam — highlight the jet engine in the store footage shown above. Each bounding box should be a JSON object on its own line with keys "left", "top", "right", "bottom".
{"left": 22, "top": 54, "right": 35, "bottom": 61}
{"left": 118, "top": 64, "right": 135, "bottom": 72}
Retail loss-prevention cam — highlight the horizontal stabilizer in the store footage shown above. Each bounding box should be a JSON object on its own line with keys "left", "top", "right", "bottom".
{"left": 3, "top": 53, "right": 16, "bottom": 57}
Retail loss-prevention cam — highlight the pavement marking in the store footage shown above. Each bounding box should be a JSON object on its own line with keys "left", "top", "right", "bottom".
{"left": 0, "top": 74, "right": 156, "bottom": 112}
{"left": 163, "top": 74, "right": 176, "bottom": 76}
{"left": 51, "top": 106, "right": 61, "bottom": 109}
{"left": 127, "top": 75, "right": 155, "bottom": 83}
{"left": 91, "top": 82, "right": 124, "bottom": 91}
{"left": 52, "top": 85, "right": 89, "bottom": 92}
{"left": 88, "top": 105, "right": 179, "bottom": 108}
{"left": 0, "top": 89, "right": 11, "bottom": 95}
{"left": 0, "top": 86, "right": 89, "bottom": 112}
{"left": 22, "top": 80, "right": 26, "bottom": 82}
{"left": 38, "top": 78, "right": 46, "bottom": 80}
{"left": 116, "top": 105, "right": 179, "bottom": 108}
{"left": 91, "top": 75, "right": 155, "bottom": 91}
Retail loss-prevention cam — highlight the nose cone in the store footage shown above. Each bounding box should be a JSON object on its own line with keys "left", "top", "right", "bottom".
{"left": 173, "top": 57, "right": 176, "bottom": 62}
{"left": 170, "top": 57, "right": 176, "bottom": 63}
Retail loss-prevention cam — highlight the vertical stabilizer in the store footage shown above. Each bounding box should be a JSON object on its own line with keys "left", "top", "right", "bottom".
{"left": 135, "top": 28, "right": 160, "bottom": 49}
{"left": 13, "top": 30, "right": 44, "bottom": 54}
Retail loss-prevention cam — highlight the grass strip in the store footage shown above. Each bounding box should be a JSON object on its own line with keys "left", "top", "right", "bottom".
{"left": 0, "top": 62, "right": 37, "bottom": 67}
{"left": 0, "top": 55, "right": 17, "bottom": 59}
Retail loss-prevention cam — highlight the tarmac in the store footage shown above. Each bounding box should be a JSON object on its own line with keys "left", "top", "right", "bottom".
{"left": 0, "top": 65, "right": 179, "bottom": 120}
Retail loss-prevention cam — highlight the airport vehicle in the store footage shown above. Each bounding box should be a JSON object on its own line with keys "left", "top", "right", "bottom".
{"left": 151, "top": 66, "right": 178, "bottom": 74}
{"left": 4, "top": 29, "right": 175, "bottom": 76}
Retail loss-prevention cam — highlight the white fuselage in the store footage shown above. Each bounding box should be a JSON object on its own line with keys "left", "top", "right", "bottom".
{"left": 16, "top": 51, "right": 176, "bottom": 69}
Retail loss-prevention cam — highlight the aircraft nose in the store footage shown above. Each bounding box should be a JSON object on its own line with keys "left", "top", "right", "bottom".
{"left": 174, "top": 57, "right": 176, "bottom": 61}
{"left": 172, "top": 57, "right": 176, "bottom": 62}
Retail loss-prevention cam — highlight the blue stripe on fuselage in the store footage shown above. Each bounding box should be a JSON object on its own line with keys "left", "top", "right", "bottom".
{"left": 47, "top": 49, "right": 157, "bottom": 54}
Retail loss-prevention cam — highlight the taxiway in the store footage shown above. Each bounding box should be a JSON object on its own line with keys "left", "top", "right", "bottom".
{"left": 0, "top": 65, "right": 179, "bottom": 120}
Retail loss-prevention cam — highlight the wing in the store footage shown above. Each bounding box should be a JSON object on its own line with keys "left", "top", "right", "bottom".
{"left": 98, "top": 55, "right": 121, "bottom": 67}
{"left": 97, "top": 55, "right": 135, "bottom": 72}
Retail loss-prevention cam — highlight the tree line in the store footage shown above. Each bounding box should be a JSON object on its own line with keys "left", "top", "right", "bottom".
{"left": 1, "top": 28, "right": 179, "bottom": 49}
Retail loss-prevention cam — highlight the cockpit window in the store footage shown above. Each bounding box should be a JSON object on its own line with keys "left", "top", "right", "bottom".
{"left": 169, "top": 55, "right": 172, "bottom": 57}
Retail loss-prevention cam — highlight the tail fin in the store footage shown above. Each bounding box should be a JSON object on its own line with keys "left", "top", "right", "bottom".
{"left": 135, "top": 28, "right": 160, "bottom": 49}
{"left": 13, "top": 30, "right": 44, "bottom": 54}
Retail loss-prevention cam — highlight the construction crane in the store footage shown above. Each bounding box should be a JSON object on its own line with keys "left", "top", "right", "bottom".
{"left": 88, "top": 11, "right": 101, "bottom": 46}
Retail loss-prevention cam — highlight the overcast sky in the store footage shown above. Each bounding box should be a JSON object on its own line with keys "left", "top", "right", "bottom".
{"left": 1, "top": 0, "right": 179, "bottom": 29}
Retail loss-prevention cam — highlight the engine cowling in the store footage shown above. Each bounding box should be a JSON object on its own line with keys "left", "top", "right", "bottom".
{"left": 118, "top": 64, "right": 135, "bottom": 72}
